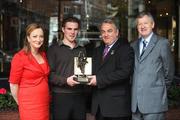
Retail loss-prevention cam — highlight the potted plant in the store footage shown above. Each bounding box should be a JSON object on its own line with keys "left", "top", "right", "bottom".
{"left": 0, "top": 88, "right": 17, "bottom": 111}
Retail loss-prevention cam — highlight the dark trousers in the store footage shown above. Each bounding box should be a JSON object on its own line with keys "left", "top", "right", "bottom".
{"left": 52, "top": 92, "right": 86, "bottom": 120}
{"left": 96, "top": 107, "right": 131, "bottom": 120}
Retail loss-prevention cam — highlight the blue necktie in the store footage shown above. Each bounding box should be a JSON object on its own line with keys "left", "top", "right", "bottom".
{"left": 140, "top": 40, "right": 147, "bottom": 57}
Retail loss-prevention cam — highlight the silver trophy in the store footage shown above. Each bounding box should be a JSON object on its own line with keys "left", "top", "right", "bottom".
{"left": 74, "top": 51, "right": 92, "bottom": 84}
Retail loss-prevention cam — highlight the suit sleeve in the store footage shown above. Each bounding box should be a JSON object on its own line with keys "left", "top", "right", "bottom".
{"left": 96, "top": 45, "right": 134, "bottom": 89}
{"left": 160, "top": 39, "right": 174, "bottom": 87}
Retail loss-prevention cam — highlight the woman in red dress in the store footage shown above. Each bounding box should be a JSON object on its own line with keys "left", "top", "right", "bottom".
{"left": 9, "top": 23, "right": 50, "bottom": 120}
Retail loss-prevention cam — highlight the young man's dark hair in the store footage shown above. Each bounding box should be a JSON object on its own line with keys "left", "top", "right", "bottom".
{"left": 47, "top": 16, "right": 87, "bottom": 120}
{"left": 62, "top": 16, "right": 81, "bottom": 29}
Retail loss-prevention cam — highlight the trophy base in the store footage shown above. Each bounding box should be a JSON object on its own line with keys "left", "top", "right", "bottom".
{"left": 74, "top": 75, "right": 90, "bottom": 84}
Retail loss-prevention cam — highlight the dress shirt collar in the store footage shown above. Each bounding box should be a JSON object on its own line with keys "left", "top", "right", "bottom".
{"left": 106, "top": 39, "right": 118, "bottom": 50}
{"left": 141, "top": 32, "right": 153, "bottom": 45}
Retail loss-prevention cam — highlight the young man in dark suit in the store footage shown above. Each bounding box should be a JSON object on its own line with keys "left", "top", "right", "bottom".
{"left": 88, "top": 19, "right": 134, "bottom": 120}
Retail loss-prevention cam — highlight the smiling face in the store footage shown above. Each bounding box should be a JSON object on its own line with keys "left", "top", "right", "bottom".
{"left": 100, "top": 23, "right": 119, "bottom": 45}
{"left": 137, "top": 15, "right": 154, "bottom": 39}
{"left": 27, "top": 28, "right": 44, "bottom": 51}
{"left": 62, "top": 22, "right": 79, "bottom": 43}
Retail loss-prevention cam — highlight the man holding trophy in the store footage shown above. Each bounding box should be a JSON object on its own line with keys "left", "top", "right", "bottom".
{"left": 88, "top": 19, "right": 134, "bottom": 120}
{"left": 47, "top": 17, "right": 90, "bottom": 120}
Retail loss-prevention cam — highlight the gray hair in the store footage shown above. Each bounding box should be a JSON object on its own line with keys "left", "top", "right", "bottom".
{"left": 99, "top": 19, "right": 119, "bottom": 30}
{"left": 136, "top": 11, "right": 154, "bottom": 25}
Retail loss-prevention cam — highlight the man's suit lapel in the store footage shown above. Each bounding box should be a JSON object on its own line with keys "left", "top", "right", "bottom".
{"left": 139, "top": 34, "right": 158, "bottom": 62}
{"left": 103, "top": 46, "right": 115, "bottom": 62}
{"left": 134, "top": 38, "right": 140, "bottom": 61}
{"left": 99, "top": 40, "right": 119, "bottom": 68}
{"left": 95, "top": 45, "right": 104, "bottom": 70}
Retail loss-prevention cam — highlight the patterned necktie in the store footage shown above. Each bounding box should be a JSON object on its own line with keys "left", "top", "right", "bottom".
{"left": 140, "top": 40, "right": 147, "bottom": 57}
{"left": 103, "top": 45, "right": 109, "bottom": 59}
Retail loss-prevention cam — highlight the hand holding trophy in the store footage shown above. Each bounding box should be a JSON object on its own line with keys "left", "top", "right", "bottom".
{"left": 74, "top": 51, "right": 92, "bottom": 84}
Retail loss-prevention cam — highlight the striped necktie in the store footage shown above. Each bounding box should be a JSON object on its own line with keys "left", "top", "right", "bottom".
{"left": 140, "top": 40, "right": 147, "bottom": 57}
{"left": 103, "top": 45, "right": 109, "bottom": 59}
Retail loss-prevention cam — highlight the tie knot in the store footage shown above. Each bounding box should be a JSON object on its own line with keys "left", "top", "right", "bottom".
{"left": 105, "top": 45, "right": 109, "bottom": 49}
{"left": 142, "top": 39, "right": 147, "bottom": 48}
{"left": 104, "top": 45, "right": 109, "bottom": 53}
{"left": 140, "top": 39, "right": 147, "bottom": 57}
